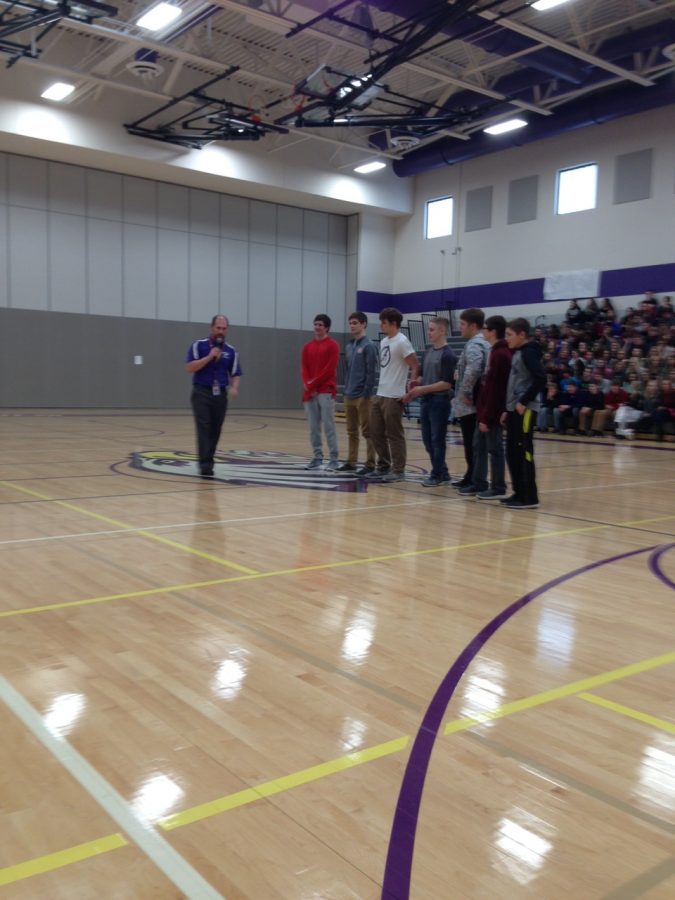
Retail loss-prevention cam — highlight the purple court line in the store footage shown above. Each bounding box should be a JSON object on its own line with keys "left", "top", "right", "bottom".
{"left": 649, "top": 544, "right": 675, "bottom": 590}
{"left": 381, "top": 542, "right": 675, "bottom": 900}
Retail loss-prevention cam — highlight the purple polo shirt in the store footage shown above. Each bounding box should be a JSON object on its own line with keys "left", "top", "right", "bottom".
{"left": 186, "top": 338, "right": 242, "bottom": 388}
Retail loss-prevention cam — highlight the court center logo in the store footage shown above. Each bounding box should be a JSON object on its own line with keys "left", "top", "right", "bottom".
{"left": 128, "top": 449, "right": 370, "bottom": 491}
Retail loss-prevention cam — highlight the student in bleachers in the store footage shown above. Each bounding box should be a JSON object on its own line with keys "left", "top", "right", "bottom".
{"left": 578, "top": 383, "right": 606, "bottom": 436}
{"left": 553, "top": 382, "right": 586, "bottom": 434}
{"left": 538, "top": 382, "right": 560, "bottom": 432}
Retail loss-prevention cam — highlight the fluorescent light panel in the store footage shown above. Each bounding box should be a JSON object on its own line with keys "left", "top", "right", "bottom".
{"left": 41, "top": 82, "right": 75, "bottom": 101}
{"left": 483, "top": 118, "right": 527, "bottom": 135}
{"left": 354, "top": 161, "right": 386, "bottom": 174}
{"left": 531, "top": 0, "right": 571, "bottom": 11}
{"left": 137, "top": 2, "right": 182, "bottom": 31}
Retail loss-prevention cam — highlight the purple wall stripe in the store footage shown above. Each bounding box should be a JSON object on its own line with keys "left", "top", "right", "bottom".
{"left": 381, "top": 542, "right": 672, "bottom": 900}
{"left": 359, "top": 261, "right": 675, "bottom": 315}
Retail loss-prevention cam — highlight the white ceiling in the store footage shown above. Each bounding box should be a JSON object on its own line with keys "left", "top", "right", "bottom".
{"left": 0, "top": 0, "right": 673, "bottom": 209}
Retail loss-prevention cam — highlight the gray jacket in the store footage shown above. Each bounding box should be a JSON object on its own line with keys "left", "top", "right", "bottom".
{"left": 452, "top": 333, "right": 490, "bottom": 417}
{"left": 344, "top": 336, "right": 378, "bottom": 398}
{"left": 506, "top": 342, "right": 547, "bottom": 411}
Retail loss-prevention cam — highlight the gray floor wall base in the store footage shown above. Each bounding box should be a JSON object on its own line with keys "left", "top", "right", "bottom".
{"left": 1, "top": 309, "right": 343, "bottom": 409}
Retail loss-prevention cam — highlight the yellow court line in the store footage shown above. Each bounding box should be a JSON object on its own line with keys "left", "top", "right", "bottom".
{"left": 3, "top": 651, "right": 675, "bottom": 885}
{"left": 1, "top": 513, "right": 674, "bottom": 620}
{"left": 161, "top": 735, "right": 410, "bottom": 830}
{"left": 0, "top": 834, "right": 128, "bottom": 886}
{"left": 0, "top": 480, "right": 257, "bottom": 575}
{"left": 443, "top": 651, "right": 675, "bottom": 735}
{"left": 577, "top": 692, "right": 675, "bottom": 735}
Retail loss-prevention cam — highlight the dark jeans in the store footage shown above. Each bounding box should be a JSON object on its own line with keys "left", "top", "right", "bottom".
{"left": 420, "top": 394, "right": 450, "bottom": 480}
{"left": 457, "top": 413, "right": 477, "bottom": 481}
{"left": 505, "top": 409, "right": 538, "bottom": 504}
{"left": 471, "top": 424, "right": 506, "bottom": 493}
{"left": 191, "top": 384, "right": 228, "bottom": 473}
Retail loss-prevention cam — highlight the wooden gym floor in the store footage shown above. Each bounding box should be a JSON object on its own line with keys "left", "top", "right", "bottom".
{"left": 0, "top": 409, "right": 674, "bottom": 899}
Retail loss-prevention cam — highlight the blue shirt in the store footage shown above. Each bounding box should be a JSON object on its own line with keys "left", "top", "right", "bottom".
{"left": 186, "top": 338, "right": 242, "bottom": 388}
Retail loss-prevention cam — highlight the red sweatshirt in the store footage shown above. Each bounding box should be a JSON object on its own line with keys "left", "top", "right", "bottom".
{"left": 301, "top": 337, "right": 340, "bottom": 401}
{"left": 604, "top": 387, "right": 629, "bottom": 411}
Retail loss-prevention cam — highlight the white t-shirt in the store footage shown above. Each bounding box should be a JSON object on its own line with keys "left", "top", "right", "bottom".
{"left": 377, "top": 332, "right": 415, "bottom": 398}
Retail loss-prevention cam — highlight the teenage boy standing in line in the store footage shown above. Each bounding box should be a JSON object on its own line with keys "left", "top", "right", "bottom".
{"left": 301, "top": 314, "right": 340, "bottom": 470}
{"left": 451, "top": 307, "right": 491, "bottom": 488}
{"left": 339, "top": 311, "right": 378, "bottom": 473}
{"left": 402, "top": 317, "right": 456, "bottom": 486}
{"left": 370, "top": 307, "right": 418, "bottom": 483}
{"left": 460, "top": 314, "right": 511, "bottom": 499}
{"left": 500, "top": 317, "right": 547, "bottom": 509}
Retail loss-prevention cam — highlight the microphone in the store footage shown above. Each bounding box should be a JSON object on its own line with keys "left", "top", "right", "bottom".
{"left": 214, "top": 336, "right": 225, "bottom": 347}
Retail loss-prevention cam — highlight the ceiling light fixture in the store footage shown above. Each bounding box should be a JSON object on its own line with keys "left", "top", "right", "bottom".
{"left": 41, "top": 82, "right": 75, "bottom": 101}
{"left": 531, "top": 0, "right": 572, "bottom": 11}
{"left": 483, "top": 118, "right": 527, "bottom": 135}
{"left": 137, "top": 2, "right": 182, "bottom": 31}
{"left": 354, "top": 161, "right": 386, "bottom": 174}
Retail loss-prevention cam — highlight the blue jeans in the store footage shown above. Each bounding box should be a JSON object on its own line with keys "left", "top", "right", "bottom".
{"left": 420, "top": 394, "right": 450, "bottom": 480}
{"left": 471, "top": 424, "right": 506, "bottom": 493}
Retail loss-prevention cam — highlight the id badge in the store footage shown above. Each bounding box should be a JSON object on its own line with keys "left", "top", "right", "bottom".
{"left": 212, "top": 383, "right": 221, "bottom": 397}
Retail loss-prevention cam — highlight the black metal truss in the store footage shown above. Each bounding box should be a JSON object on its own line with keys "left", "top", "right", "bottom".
{"left": 0, "top": 0, "right": 117, "bottom": 66}
{"left": 276, "top": 0, "right": 510, "bottom": 129}
{"left": 125, "top": 69, "right": 289, "bottom": 149}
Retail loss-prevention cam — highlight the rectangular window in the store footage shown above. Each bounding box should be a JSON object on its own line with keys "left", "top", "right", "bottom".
{"left": 556, "top": 163, "right": 598, "bottom": 215}
{"left": 425, "top": 196, "right": 453, "bottom": 238}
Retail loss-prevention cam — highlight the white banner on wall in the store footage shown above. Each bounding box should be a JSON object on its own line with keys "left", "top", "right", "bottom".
{"left": 543, "top": 269, "right": 600, "bottom": 300}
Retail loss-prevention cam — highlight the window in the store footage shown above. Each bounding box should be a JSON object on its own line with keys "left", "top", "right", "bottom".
{"left": 425, "top": 196, "right": 453, "bottom": 238}
{"left": 556, "top": 163, "right": 598, "bottom": 215}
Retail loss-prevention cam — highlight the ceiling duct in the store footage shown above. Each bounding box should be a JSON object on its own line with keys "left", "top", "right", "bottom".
{"left": 392, "top": 74, "right": 675, "bottom": 177}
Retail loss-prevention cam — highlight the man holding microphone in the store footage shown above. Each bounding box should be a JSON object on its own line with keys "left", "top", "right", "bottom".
{"left": 185, "top": 315, "right": 242, "bottom": 478}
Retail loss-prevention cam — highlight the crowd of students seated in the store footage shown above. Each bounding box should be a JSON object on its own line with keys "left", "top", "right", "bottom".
{"left": 534, "top": 292, "right": 675, "bottom": 440}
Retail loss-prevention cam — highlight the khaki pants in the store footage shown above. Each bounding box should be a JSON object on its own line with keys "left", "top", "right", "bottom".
{"left": 579, "top": 408, "right": 612, "bottom": 433}
{"left": 344, "top": 396, "right": 375, "bottom": 467}
{"left": 370, "top": 396, "right": 406, "bottom": 474}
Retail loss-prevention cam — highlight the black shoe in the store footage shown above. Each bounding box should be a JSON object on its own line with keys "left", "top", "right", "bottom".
{"left": 356, "top": 466, "right": 375, "bottom": 476}
{"left": 457, "top": 485, "right": 478, "bottom": 496}
{"left": 451, "top": 478, "right": 470, "bottom": 488}
{"left": 375, "top": 466, "right": 390, "bottom": 476}
{"left": 200, "top": 470, "right": 214, "bottom": 479}
{"left": 337, "top": 462, "right": 357, "bottom": 471}
{"left": 503, "top": 499, "right": 539, "bottom": 509}
{"left": 499, "top": 494, "right": 519, "bottom": 504}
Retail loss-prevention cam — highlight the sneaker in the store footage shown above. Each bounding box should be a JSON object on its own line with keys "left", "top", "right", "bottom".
{"left": 381, "top": 471, "right": 404, "bottom": 483}
{"left": 451, "top": 478, "right": 471, "bottom": 489}
{"left": 457, "top": 485, "right": 477, "bottom": 496}
{"left": 503, "top": 499, "right": 539, "bottom": 509}
{"left": 499, "top": 494, "right": 519, "bottom": 504}
{"left": 421, "top": 476, "right": 441, "bottom": 487}
{"left": 477, "top": 488, "right": 508, "bottom": 500}
{"left": 356, "top": 466, "right": 376, "bottom": 476}
{"left": 324, "top": 460, "right": 339, "bottom": 470}
{"left": 375, "top": 466, "right": 391, "bottom": 476}
{"left": 337, "top": 462, "right": 357, "bottom": 471}
{"left": 305, "top": 458, "right": 323, "bottom": 469}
